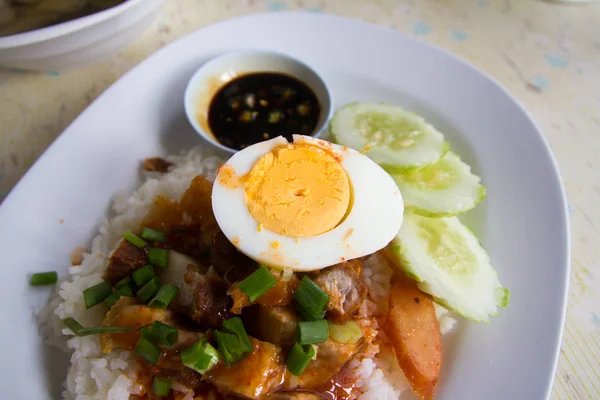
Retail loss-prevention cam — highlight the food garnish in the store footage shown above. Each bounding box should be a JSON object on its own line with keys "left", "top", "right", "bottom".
{"left": 62, "top": 318, "right": 134, "bottom": 336}
{"left": 181, "top": 338, "right": 221, "bottom": 374}
{"left": 148, "top": 284, "right": 179, "bottom": 309}
{"left": 135, "top": 336, "right": 164, "bottom": 364}
{"left": 148, "top": 248, "right": 169, "bottom": 268}
{"left": 30, "top": 271, "right": 58, "bottom": 286}
{"left": 214, "top": 317, "right": 254, "bottom": 366}
{"left": 286, "top": 342, "right": 316, "bottom": 376}
{"left": 237, "top": 265, "right": 277, "bottom": 302}
{"left": 153, "top": 376, "right": 172, "bottom": 396}
{"left": 83, "top": 281, "right": 113, "bottom": 308}
{"left": 330, "top": 102, "right": 448, "bottom": 170}
{"left": 328, "top": 320, "right": 363, "bottom": 345}
{"left": 386, "top": 151, "right": 486, "bottom": 217}
{"left": 123, "top": 231, "right": 147, "bottom": 248}
{"left": 141, "top": 321, "right": 179, "bottom": 347}
{"left": 332, "top": 101, "right": 508, "bottom": 321}
{"left": 387, "top": 214, "right": 509, "bottom": 322}
{"left": 132, "top": 265, "right": 154, "bottom": 287}
{"left": 294, "top": 276, "right": 330, "bottom": 321}
{"left": 297, "top": 320, "right": 329, "bottom": 345}
{"left": 104, "top": 285, "right": 134, "bottom": 308}
{"left": 62, "top": 318, "right": 84, "bottom": 335}
{"left": 137, "top": 277, "right": 160, "bottom": 303}
{"left": 141, "top": 227, "right": 166, "bottom": 242}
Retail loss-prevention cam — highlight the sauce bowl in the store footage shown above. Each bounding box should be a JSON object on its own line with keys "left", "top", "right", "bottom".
{"left": 184, "top": 50, "right": 333, "bottom": 154}
{"left": 0, "top": 0, "right": 165, "bottom": 71}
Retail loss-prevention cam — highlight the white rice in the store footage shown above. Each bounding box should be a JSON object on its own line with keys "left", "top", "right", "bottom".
{"left": 41, "top": 147, "right": 222, "bottom": 400}
{"left": 39, "top": 146, "right": 456, "bottom": 400}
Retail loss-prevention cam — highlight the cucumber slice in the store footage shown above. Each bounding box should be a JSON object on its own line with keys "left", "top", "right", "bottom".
{"left": 386, "top": 214, "right": 509, "bottom": 323}
{"left": 387, "top": 152, "right": 486, "bottom": 217}
{"left": 330, "top": 102, "right": 448, "bottom": 170}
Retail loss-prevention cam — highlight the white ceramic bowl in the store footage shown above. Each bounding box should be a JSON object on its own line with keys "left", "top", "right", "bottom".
{"left": 184, "top": 50, "right": 334, "bottom": 153}
{"left": 0, "top": 0, "right": 165, "bottom": 71}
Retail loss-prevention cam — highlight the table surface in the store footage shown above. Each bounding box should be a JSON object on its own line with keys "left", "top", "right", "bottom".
{"left": 1, "top": 0, "right": 599, "bottom": 399}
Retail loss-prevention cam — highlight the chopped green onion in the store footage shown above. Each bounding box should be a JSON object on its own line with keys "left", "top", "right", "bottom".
{"left": 294, "top": 276, "right": 330, "bottom": 321}
{"left": 132, "top": 265, "right": 155, "bottom": 287}
{"left": 148, "top": 248, "right": 169, "bottom": 268}
{"left": 237, "top": 265, "right": 277, "bottom": 302}
{"left": 310, "top": 344, "right": 318, "bottom": 360}
{"left": 104, "top": 293, "right": 122, "bottom": 309}
{"left": 281, "top": 267, "right": 294, "bottom": 282}
{"left": 286, "top": 342, "right": 316, "bottom": 376}
{"left": 135, "top": 336, "right": 164, "bottom": 364}
{"left": 115, "top": 276, "right": 133, "bottom": 288}
{"left": 149, "top": 284, "right": 179, "bottom": 309}
{"left": 213, "top": 330, "right": 244, "bottom": 366}
{"left": 62, "top": 318, "right": 134, "bottom": 336}
{"left": 153, "top": 376, "right": 171, "bottom": 397}
{"left": 116, "top": 284, "right": 134, "bottom": 296}
{"left": 328, "top": 321, "right": 363, "bottom": 344}
{"left": 30, "top": 271, "right": 58, "bottom": 286}
{"left": 137, "top": 277, "right": 160, "bottom": 303}
{"left": 297, "top": 320, "right": 329, "bottom": 345}
{"left": 181, "top": 338, "right": 221, "bottom": 374}
{"left": 62, "top": 318, "right": 83, "bottom": 335}
{"left": 222, "top": 317, "right": 253, "bottom": 353}
{"left": 104, "top": 285, "right": 134, "bottom": 308}
{"left": 83, "top": 281, "right": 113, "bottom": 309}
{"left": 123, "top": 231, "right": 147, "bottom": 248}
{"left": 212, "top": 317, "right": 254, "bottom": 366}
{"left": 77, "top": 326, "right": 135, "bottom": 336}
{"left": 141, "top": 321, "right": 178, "bottom": 347}
{"left": 141, "top": 228, "right": 166, "bottom": 242}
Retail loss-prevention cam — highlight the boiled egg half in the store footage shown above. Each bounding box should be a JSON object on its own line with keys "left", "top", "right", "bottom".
{"left": 212, "top": 135, "right": 404, "bottom": 271}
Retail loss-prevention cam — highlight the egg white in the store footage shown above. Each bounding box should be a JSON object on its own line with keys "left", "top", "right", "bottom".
{"left": 212, "top": 135, "right": 404, "bottom": 271}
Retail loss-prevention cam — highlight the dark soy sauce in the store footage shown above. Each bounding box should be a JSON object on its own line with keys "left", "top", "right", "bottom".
{"left": 207, "top": 72, "right": 321, "bottom": 150}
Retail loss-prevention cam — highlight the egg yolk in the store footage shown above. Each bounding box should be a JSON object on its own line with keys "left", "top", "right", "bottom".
{"left": 244, "top": 143, "right": 351, "bottom": 237}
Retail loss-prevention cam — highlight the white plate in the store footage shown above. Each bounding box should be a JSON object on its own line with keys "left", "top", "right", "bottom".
{"left": 0, "top": 12, "right": 569, "bottom": 400}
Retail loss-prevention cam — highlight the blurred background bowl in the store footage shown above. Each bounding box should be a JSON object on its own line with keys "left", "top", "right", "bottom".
{"left": 0, "top": 0, "right": 165, "bottom": 71}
